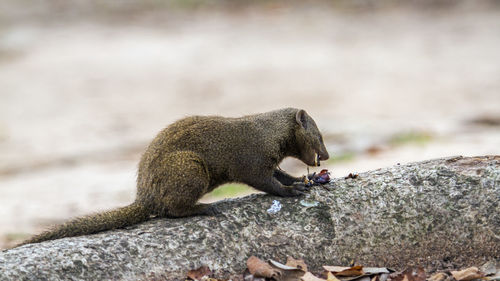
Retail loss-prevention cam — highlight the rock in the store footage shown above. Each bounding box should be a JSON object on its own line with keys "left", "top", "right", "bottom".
{"left": 0, "top": 156, "right": 498, "bottom": 281}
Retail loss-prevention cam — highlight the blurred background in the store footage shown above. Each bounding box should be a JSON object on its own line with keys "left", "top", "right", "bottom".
{"left": 0, "top": 0, "right": 499, "bottom": 248}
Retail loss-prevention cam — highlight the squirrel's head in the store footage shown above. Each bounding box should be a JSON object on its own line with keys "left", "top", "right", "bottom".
{"left": 294, "top": 109, "right": 329, "bottom": 167}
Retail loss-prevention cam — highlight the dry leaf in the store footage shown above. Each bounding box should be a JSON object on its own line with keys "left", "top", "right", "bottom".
{"left": 243, "top": 268, "right": 265, "bottom": 281}
{"left": 187, "top": 265, "right": 212, "bottom": 280}
{"left": 269, "top": 259, "right": 306, "bottom": 281}
{"left": 247, "top": 256, "right": 279, "bottom": 278}
{"left": 269, "top": 259, "right": 302, "bottom": 270}
{"left": 324, "top": 265, "right": 364, "bottom": 277}
{"left": 327, "top": 272, "right": 341, "bottom": 281}
{"left": 451, "top": 267, "right": 485, "bottom": 281}
{"left": 302, "top": 272, "right": 327, "bottom": 281}
{"left": 428, "top": 272, "right": 449, "bottom": 281}
{"left": 286, "top": 257, "right": 309, "bottom": 272}
{"left": 389, "top": 267, "right": 426, "bottom": 281}
{"left": 481, "top": 261, "right": 499, "bottom": 276}
{"left": 332, "top": 265, "right": 364, "bottom": 277}
{"left": 363, "top": 268, "right": 392, "bottom": 275}
{"left": 324, "top": 266, "right": 351, "bottom": 272}
{"left": 323, "top": 266, "right": 391, "bottom": 281}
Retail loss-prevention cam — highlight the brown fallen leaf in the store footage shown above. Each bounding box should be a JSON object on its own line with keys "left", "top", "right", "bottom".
{"left": 247, "top": 256, "right": 280, "bottom": 278}
{"left": 269, "top": 259, "right": 306, "bottom": 281}
{"left": 302, "top": 272, "right": 327, "bottom": 281}
{"left": 388, "top": 267, "right": 426, "bottom": 281}
{"left": 323, "top": 266, "right": 351, "bottom": 272}
{"left": 323, "top": 266, "right": 392, "bottom": 281}
{"left": 451, "top": 267, "right": 485, "bottom": 281}
{"left": 187, "top": 265, "right": 212, "bottom": 280}
{"left": 324, "top": 265, "right": 364, "bottom": 277}
{"left": 242, "top": 268, "right": 266, "bottom": 281}
{"left": 327, "top": 272, "right": 341, "bottom": 281}
{"left": 286, "top": 257, "right": 309, "bottom": 272}
{"left": 428, "top": 272, "right": 449, "bottom": 281}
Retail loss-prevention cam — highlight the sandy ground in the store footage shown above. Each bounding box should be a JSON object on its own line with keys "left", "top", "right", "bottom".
{"left": 0, "top": 5, "right": 499, "bottom": 248}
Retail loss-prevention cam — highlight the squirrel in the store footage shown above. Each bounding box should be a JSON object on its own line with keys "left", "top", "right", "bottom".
{"left": 18, "top": 108, "right": 329, "bottom": 246}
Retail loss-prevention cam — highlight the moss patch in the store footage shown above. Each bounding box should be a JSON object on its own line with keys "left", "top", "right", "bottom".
{"left": 209, "top": 183, "right": 252, "bottom": 198}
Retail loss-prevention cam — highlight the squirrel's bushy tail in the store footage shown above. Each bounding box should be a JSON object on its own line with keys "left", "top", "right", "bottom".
{"left": 18, "top": 202, "right": 150, "bottom": 246}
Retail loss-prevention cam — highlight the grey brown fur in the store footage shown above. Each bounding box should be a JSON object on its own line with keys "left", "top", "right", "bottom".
{"left": 19, "top": 108, "right": 329, "bottom": 246}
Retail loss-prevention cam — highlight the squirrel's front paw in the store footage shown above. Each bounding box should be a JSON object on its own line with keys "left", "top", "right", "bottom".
{"left": 280, "top": 182, "right": 309, "bottom": 197}
{"left": 292, "top": 181, "right": 310, "bottom": 192}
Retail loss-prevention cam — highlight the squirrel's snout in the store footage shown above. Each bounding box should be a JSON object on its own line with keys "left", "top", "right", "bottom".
{"left": 319, "top": 151, "right": 329, "bottom": 161}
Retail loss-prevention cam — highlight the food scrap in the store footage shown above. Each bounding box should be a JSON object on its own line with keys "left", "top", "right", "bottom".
{"left": 311, "top": 169, "right": 331, "bottom": 184}
{"left": 344, "top": 173, "right": 358, "bottom": 180}
{"left": 304, "top": 169, "right": 332, "bottom": 187}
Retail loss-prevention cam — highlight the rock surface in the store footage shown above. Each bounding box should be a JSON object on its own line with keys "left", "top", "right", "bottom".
{"left": 0, "top": 156, "right": 498, "bottom": 280}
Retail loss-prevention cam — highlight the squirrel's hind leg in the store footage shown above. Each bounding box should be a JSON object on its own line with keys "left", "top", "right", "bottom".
{"left": 159, "top": 151, "right": 216, "bottom": 217}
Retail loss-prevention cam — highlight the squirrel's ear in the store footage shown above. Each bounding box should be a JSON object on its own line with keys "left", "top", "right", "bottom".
{"left": 295, "top": 109, "right": 308, "bottom": 129}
